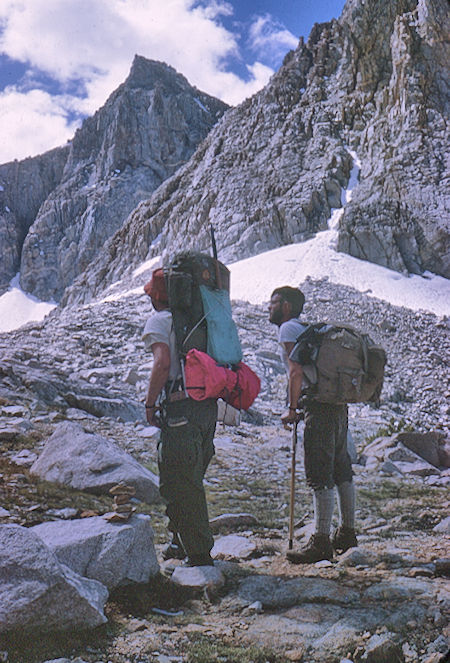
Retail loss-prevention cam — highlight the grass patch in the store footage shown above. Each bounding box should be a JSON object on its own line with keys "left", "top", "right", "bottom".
{"left": 186, "top": 634, "right": 286, "bottom": 663}
{"left": 363, "top": 417, "right": 415, "bottom": 446}
{"left": 0, "top": 457, "right": 114, "bottom": 524}
{"left": 206, "top": 475, "right": 305, "bottom": 530}
{"left": 358, "top": 479, "right": 448, "bottom": 522}
{"left": 1, "top": 623, "right": 115, "bottom": 663}
{"left": 206, "top": 477, "right": 294, "bottom": 529}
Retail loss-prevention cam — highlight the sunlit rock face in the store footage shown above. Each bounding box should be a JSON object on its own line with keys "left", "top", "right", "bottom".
{"left": 2, "top": 1, "right": 448, "bottom": 306}
{"left": 0, "top": 56, "right": 228, "bottom": 300}
{"left": 61, "top": 0, "right": 448, "bottom": 307}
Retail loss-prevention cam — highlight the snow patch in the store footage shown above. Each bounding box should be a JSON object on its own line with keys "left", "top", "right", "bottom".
{"left": 0, "top": 274, "right": 57, "bottom": 332}
{"left": 132, "top": 256, "right": 161, "bottom": 278}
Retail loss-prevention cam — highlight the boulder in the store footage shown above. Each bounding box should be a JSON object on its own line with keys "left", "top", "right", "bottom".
{"left": 64, "top": 392, "right": 143, "bottom": 422}
{"left": 30, "top": 420, "right": 160, "bottom": 503}
{"left": 32, "top": 514, "right": 159, "bottom": 589}
{"left": 395, "top": 431, "right": 450, "bottom": 468}
{"left": 170, "top": 565, "right": 225, "bottom": 591}
{"left": 0, "top": 524, "right": 108, "bottom": 633}
{"left": 358, "top": 633, "right": 404, "bottom": 663}
{"left": 209, "top": 513, "right": 259, "bottom": 534}
{"left": 433, "top": 517, "right": 450, "bottom": 534}
{"left": 212, "top": 534, "right": 257, "bottom": 561}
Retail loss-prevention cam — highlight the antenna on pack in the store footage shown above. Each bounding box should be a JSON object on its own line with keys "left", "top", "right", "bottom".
{"left": 210, "top": 223, "right": 218, "bottom": 260}
{"left": 210, "top": 223, "right": 222, "bottom": 289}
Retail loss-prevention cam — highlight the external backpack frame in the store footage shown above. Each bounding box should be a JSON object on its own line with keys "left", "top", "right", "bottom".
{"left": 164, "top": 252, "right": 260, "bottom": 411}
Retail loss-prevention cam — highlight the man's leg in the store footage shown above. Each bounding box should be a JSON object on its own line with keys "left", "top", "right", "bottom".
{"left": 333, "top": 406, "right": 357, "bottom": 552}
{"left": 158, "top": 399, "right": 216, "bottom": 565}
{"left": 286, "top": 402, "right": 336, "bottom": 564}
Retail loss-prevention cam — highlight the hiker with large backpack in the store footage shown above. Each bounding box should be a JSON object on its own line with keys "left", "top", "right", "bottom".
{"left": 142, "top": 251, "right": 259, "bottom": 567}
{"left": 269, "top": 285, "right": 377, "bottom": 564}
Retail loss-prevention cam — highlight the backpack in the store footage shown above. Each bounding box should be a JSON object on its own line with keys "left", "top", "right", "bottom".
{"left": 289, "top": 323, "right": 386, "bottom": 404}
{"left": 165, "top": 252, "right": 260, "bottom": 411}
{"left": 165, "top": 251, "right": 242, "bottom": 365}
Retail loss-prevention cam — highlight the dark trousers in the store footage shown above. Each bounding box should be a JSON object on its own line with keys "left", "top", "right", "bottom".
{"left": 158, "top": 398, "right": 217, "bottom": 558}
{"left": 303, "top": 401, "right": 353, "bottom": 491}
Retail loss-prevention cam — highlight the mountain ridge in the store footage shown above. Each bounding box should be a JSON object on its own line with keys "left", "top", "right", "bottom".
{"left": 0, "top": 55, "right": 228, "bottom": 300}
{"left": 62, "top": 0, "right": 449, "bottom": 307}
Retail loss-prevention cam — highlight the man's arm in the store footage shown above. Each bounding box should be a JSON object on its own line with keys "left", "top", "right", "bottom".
{"left": 145, "top": 342, "right": 171, "bottom": 425}
{"left": 281, "top": 341, "right": 303, "bottom": 425}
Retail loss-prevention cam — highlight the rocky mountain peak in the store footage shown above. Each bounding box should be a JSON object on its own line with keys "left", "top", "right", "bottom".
{"left": 0, "top": 56, "right": 228, "bottom": 301}
{"left": 125, "top": 55, "right": 190, "bottom": 93}
{"left": 61, "top": 0, "right": 448, "bottom": 307}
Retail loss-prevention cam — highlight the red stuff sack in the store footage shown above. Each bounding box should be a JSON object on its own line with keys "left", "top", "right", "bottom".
{"left": 227, "top": 362, "right": 261, "bottom": 411}
{"left": 184, "top": 349, "right": 260, "bottom": 410}
{"left": 184, "top": 349, "right": 237, "bottom": 401}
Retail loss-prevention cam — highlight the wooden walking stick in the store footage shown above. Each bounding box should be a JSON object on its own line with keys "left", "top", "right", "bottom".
{"left": 288, "top": 419, "right": 298, "bottom": 550}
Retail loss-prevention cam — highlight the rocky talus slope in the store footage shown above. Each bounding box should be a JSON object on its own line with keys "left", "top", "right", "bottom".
{"left": 0, "top": 279, "right": 448, "bottom": 662}
{"left": 63, "top": 0, "right": 450, "bottom": 307}
{"left": 0, "top": 56, "right": 228, "bottom": 301}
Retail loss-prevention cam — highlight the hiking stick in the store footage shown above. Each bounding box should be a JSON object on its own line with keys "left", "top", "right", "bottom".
{"left": 288, "top": 420, "right": 298, "bottom": 550}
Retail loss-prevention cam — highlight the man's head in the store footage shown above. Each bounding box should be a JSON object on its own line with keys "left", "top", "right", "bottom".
{"left": 269, "top": 286, "right": 305, "bottom": 326}
{"left": 144, "top": 268, "right": 169, "bottom": 311}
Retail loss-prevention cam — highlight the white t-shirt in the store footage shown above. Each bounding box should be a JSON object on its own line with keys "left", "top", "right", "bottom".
{"left": 278, "top": 317, "right": 307, "bottom": 373}
{"left": 142, "top": 310, "right": 181, "bottom": 381}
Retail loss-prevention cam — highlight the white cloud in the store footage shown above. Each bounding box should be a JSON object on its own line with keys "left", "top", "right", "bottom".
{"left": 248, "top": 14, "right": 298, "bottom": 65}
{"left": 0, "top": 0, "right": 286, "bottom": 161}
{"left": 0, "top": 87, "right": 81, "bottom": 162}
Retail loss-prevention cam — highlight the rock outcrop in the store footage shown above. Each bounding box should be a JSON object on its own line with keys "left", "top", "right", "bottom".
{"left": 32, "top": 514, "right": 159, "bottom": 589}
{"left": 0, "top": 56, "right": 228, "bottom": 300}
{"left": 0, "top": 524, "right": 108, "bottom": 633}
{"left": 30, "top": 421, "right": 160, "bottom": 503}
{"left": 62, "top": 0, "right": 449, "bottom": 307}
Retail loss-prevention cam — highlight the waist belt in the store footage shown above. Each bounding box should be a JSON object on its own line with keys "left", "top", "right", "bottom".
{"left": 164, "top": 377, "right": 188, "bottom": 403}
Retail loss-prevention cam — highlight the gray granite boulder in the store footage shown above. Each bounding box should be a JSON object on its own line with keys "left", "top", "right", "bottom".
{"left": 0, "top": 524, "right": 108, "bottom": 633}
{"left": 32, "top": 514, "right": 159, "bottom": 589}
{"left": 30, "top": 420, "right": 160, "bottom": 503}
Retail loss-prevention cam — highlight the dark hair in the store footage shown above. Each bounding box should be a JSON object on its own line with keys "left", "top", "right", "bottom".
{"left": 271, "top": 286, "right": 305, "bottom": 316}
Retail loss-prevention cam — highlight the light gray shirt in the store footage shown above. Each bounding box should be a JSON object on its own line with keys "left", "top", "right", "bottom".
{"left": 142, "top": 310, "right": 181, "bottom": 381}
{"left": 278, "top": 317, "right": 307, "bottom": 374}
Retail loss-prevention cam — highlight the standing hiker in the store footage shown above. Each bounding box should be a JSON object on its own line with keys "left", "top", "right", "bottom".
{"left": 142, "top": 267, "right": 217, "bottom": 567}
{"left": 269, "top": 285, "right": 357, "bottom": 563}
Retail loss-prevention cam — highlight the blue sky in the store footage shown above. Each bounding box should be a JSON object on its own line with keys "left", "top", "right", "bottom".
{"left": 0, "top": 0, "right": 346, "bottom": 164}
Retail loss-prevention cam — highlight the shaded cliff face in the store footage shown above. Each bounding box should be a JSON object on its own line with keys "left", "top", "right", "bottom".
{"left": 1, "top": 56, "right": 228, "bottom": 301}
{"left": 63, "top": 0, "right": 449, "bottom": 307}
{"left": 0, "top": 146, "right": 69, "bottom": 293}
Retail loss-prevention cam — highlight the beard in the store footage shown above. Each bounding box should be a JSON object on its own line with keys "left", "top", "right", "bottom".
{"left": 269, "top": 308, "right": 283, "bottom": 326}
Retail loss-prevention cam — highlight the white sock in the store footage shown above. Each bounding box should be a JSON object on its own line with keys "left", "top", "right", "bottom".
{"left": 337, "top": 481, "right": 355, "bottom": 529}
{"left": 313, "top": 488, "right": 335, "bottom": 536}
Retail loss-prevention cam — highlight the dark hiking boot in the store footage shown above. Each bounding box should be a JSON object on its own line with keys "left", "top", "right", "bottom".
{"left": 162, "top": 534, "right": 186, "bottom": 561}
{"left": 187, "top": 553, "right": 215, "bottom": 567}
{"left": 332, "top": 526, "right": 358, "bottom": 554}
{"left": 286, "top": 533, "right": 333, "bottom": 564}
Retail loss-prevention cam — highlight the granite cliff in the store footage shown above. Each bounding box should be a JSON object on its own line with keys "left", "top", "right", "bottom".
{"left": 0, "top": 56, "right": 228, "bottom": 300}
{"left": 62, "top": 0, "right": 449, "bottom": 306}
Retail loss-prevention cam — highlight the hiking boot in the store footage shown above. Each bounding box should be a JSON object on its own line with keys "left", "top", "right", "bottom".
{"left": 187, "top": 553, "right": 215, "bottom": 567}
{"left": 332, "top": 526, "right": 358, "bottom": 554}
{"left": 162, "top": 534, "right": 186, "bottom": 561}
{"left": 286, "top": 533, "right": 333, "bottom": 564}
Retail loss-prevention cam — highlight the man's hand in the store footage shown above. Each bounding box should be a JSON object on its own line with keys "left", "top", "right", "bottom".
{"left": 145, "top": 405, "right": 161, "bottom": 428}
{"left": 281, "top": 407, "right": 301, "bottom": 426}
